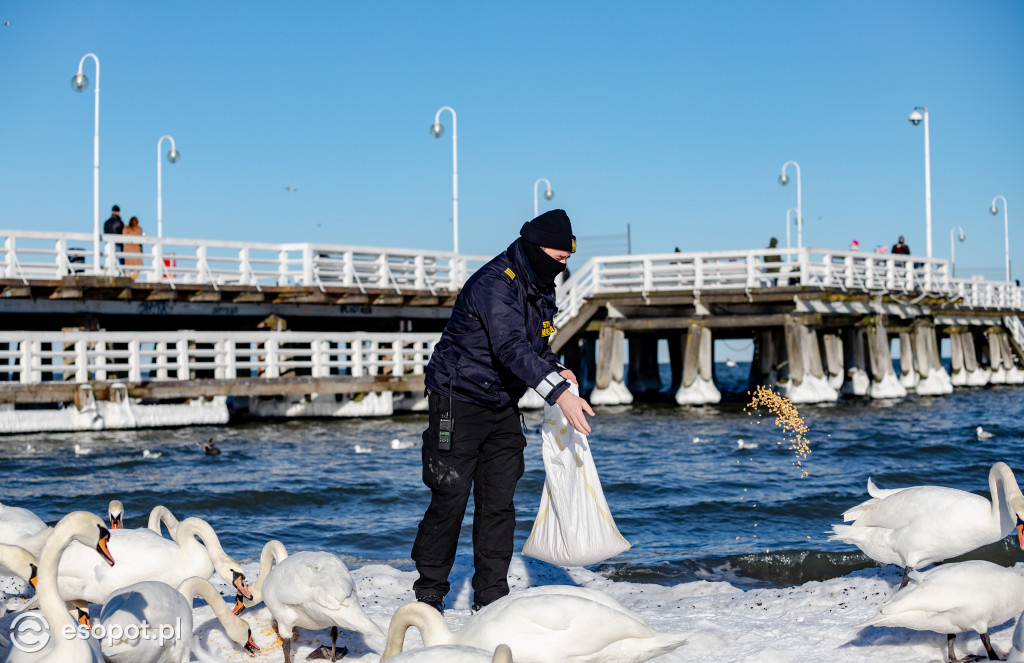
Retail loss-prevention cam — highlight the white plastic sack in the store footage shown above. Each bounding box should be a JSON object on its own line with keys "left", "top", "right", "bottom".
{"left": 521, "top": 387, "right": 630, "bottom": 567}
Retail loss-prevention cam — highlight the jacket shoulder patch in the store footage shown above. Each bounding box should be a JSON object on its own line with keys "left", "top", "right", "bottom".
{"left": 503, "top": 267, "right": 516, "bottom": 281}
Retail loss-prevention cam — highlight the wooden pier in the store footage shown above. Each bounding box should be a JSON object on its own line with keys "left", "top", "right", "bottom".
{"left": 1, "top": 228, "right": 1023, "bottom": 431}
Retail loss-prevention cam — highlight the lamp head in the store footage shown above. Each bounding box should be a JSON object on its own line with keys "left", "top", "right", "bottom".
{"left": 167, "top": 148, "right": 180, "bottom": 164}
{"left": 71, "top": 72, "right": 89, "bottom": 92}
{"left": 429, "top": 122, "right": 444, "bottom": 139}
{"left": 958, "top": 230, "right": 965, "bottom": 242}
{"left": 990, "top": 204, "right": 999, "bottom": 216}
{"left": 908, "top": 109, "right": 923, "bottom": 126}
{"left": 544, "top": 188, "right": 554, "bottom": 201}
{"left": 778, "top": 173, "right": 789, "bottom": 186}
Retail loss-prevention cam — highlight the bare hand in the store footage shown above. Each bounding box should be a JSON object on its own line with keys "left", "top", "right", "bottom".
{"left": 559, "top": 369, "right": 579, "bottom": 385}
{"left": 555, "top": 389, "right": 595, "bottom": 435}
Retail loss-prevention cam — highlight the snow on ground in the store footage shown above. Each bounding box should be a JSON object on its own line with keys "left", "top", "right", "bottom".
{"left": 5, "top": 557, "right": 1024, "bottom": 662}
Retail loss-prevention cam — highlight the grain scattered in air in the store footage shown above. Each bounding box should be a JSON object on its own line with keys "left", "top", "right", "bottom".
{"left": 744, "top": 385, "right": 811, "bottom": 478}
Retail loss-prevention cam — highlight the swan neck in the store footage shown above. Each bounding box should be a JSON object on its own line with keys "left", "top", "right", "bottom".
{"left": 38, "top": 516, "right": 90, "bottom": 634}
{"left": 147, "top": 506, "right": 180, "bottom": 537}
{"left": 382, "top": 603, "right": 453, "bottom": 658}
{"left": 179, "top": 576, "right": 240, "bottom": 633}
{"left": 251, "top": 540, "right": 288, "bottom": 602}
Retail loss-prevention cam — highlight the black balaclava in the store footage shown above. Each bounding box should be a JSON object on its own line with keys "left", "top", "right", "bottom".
{"left": 521, "top": 239, "right": 565, "bottom": 291}
{"left": 518, "top": 209, "right": 576, "bottom": 291}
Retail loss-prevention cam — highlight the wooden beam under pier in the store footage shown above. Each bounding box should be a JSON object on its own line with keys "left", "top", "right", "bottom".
{"left": 586, "top": 313, "right": 822, "bottom": 332}
{"left": 0, "top": 374, "right": 425, "bottom": 404}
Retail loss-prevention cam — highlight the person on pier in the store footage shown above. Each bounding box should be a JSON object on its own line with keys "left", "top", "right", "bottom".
{"left": 103, "top": 204, "right": 125, "bottom": 264}
{"left": 411, "top": 209, "right": 595, "bottom": 615}
{"left": 891, "top": 235, "right": 911, "bottom": 255}
{"left": 123, "top": 216, "right": 144, "bottom": 276}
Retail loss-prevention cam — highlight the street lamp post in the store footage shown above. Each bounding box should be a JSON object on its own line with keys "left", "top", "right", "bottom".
{"left": 785, "top": 207, "right": 798, "bottom": 252}
{"left": 156, "top": 135, "right": 180, "bottom": 239}
{"left": 908, "top": 107, "right": 933, "bottom": 259}
{"left": 429, "top": 106, "right": 458, "bottom": 258}
{"left": 950, "top": 226, "right": 965, "bottom": 278}
{"left": 71, "top": 53, "right": 100, "bottom": 273}
{"left": 990, "top": 195, "right": 1010, "bottom": 282}
{"left": 779, "top": 161, "right": 802, "bottom": 248}
{"left": 533, "top": 178, "right": 554, "bottom": 218}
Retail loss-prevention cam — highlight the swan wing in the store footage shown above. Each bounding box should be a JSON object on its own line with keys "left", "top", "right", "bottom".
{"left": 97, "top": 581, "right": 192, "bottom": 663}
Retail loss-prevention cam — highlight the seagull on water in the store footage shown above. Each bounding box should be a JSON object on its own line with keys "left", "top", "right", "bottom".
{"left": 976, "top": 426, "right": 995, "bottom": 441}
{"left": 142, "top": 449, "right": 162, "bottom": 459}
{"left": 390, "top": 438, "right": 415, "bottom": 450}
{"left": 354, "top": 444, "right": 373, "bottom": 454}
{"left": 73, "top": 444, "right": 92, "bottom": 456}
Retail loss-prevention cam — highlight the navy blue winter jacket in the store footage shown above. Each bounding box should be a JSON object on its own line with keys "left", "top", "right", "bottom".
{"left": 425, "top": 239, "right": 570, "bottom": 409}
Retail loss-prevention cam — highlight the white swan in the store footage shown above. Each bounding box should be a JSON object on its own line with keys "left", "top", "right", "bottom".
{"left": 1008, "top": 608, "right": 1024, "bottom": 663}
{"left": 386, "top": 643, "right": 513, "bottom": 662}
{"left": 0, "top": 511, "right": 115, "bottom": 663}
{"left": 97, "top": 576, "right": 259, "bottom": 663}
{"left": 862, "top": 560, "right": 1024, "bottom": 663}
{"left": 234, "top": 540, "right": 383, "bottom": 662}
{"left": 108, "top": 500, "right": 124, "bottom": 530}
{"left": 0, "top": 543, "right": 38, "bottom": 590}
{"left": 381, "top": 586, "right": 694, "bottom": 663}
{"left": 830, "top": 462, "right": 1024, "bottom": 587}
{"left": 56, "top": 516, "right": 251, "bottom": 605}
{"left": 0, "top": 503, "right": 51, "bottom": 559}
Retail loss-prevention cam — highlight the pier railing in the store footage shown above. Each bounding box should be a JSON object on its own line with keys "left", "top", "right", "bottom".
{"left": 0, "top": 230, "right": 490, "bottom": 293}
{"left": 556, "top": 247, "right": 1024, "bottom": 328}
{"left": 0, "top": 330, "right": 439, "bottom": 385}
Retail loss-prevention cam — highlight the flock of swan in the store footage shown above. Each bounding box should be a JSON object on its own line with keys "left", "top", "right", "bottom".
{"left": 830, "top": 461, "right": 1024, "bottom": 662}
{"left": 0, "top": 501, "right": 694, "bottom": 663}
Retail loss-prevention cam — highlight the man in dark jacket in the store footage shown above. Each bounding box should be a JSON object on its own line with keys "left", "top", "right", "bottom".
{"left": 891, "top": 235, "right": 910, "bottom": 255}
{"left": 103, "top": 204, "right": 125, "bottom": 264}
{"left": 412, "top": 209, "right": 595, "bottom": 613}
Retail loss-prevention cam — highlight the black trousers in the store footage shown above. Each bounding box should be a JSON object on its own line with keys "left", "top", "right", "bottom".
{"left": 411, "top": 390, "right": 526, "bottom": 606}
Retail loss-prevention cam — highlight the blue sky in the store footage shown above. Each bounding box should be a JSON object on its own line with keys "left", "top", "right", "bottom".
{"left": 1, "top": 1, "right": 1022, "bottom": 281}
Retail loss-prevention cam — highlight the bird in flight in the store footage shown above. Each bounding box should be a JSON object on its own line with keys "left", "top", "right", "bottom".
{"left": 285, "top": 186, "right": 298, "bottom": 192}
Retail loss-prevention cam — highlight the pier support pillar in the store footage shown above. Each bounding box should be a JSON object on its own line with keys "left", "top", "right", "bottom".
{"left": 627, "top": 335, "right": 664, "bottom": 400}
{"left": 674, "top": 324, "right": 721, "bottom": 405}
{"left": 898, "top": 331, "right": 918, "bottom": 391}
{"left": 591, "top": 325, "right": 632, "bottom": 405}
{"left": 779, "top": 319, "right": 838, "bottom": 403}
{"left": 999, "top": 328, "right": 1024, "bottom": 384}
{"left": 984, "top": 327, "right": 1015, "bottom": 385}
{"left": 750, "top": 321, "right": 836, "bottom": 403}
{"left": 910, "top": 319, "right": 953, "bottom": 395}
{"left": 948, "top": 327, "right": 989, "bottom": 387}
{"left": 841, "top": 328, "right": 870, "bottom": 396}
{"left": 822, "top": 333, "right": 844, "bottom": 391}
{"left": 864, "top": 316, "right": 906, "bottom": 398}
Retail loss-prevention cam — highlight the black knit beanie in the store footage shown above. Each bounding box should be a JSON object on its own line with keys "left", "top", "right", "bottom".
{"left": 519, "top": 209, "right": 576, "bottom": 253}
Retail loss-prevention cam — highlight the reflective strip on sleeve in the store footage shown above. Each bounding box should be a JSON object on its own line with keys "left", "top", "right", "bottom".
{"left": 535, "top": 371, "right": 566, "bottom": 398}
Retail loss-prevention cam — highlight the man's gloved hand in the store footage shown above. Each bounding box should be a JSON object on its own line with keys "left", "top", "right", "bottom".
{"left": 555, "top": 369, "right": 595, "bottom": 435}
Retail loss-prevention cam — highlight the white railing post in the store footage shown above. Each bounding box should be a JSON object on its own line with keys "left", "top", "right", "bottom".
{"left": 75, "top": 339, "right": 89, "bottom": 382}
{"left": 264, "top": 338, "right": 279, "bottom": 378}
{"left": 414, "top": 255, "right": 426, "bottom": 290}
{"left": 694, "top": 257, "right": 704, "bottom": 291}
{"left": 153, "top": 237, "right": 163, "bottom": 283}
{"left": 302, "top": 245, "right": 314, "bottom": 287}
{"left": 239, "top": 247, "right": 252, "bottom": 285}
{"left": 312, "top": 339, "right": 326, "bottom": 377}
{"left": 3, "top": 236, "right": 13, "bottom": 278}
{"left": 19, "top": 341, "right": 33, "bottom": 384}
{"left": 128, "top": 339, "right": 141, "bottom": 382}
{"left": 196, "top": 245, "right": 209, "bottom": 284}
{"left": 352, "top": 336, "right": 364, "bottom": 377}
{"left": 797, "top": 249, "right": 809, "bottom": 286}
{"left": 55, "top": 237, "right": 67, "bottom": 277}
{"left": 176, "top": 337, "right": 190, "bottom": 381}
{"left": 278, "top": 249, "right": 289, "bottom": 286}
{"left": 746, "top": 253, "right": 756, "bottom": 288}
{"left": 223, "top": 339, "right": 236, "bottom": 379}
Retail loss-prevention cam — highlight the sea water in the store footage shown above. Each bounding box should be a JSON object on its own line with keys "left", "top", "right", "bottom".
{"left": 2, "top": 362, "right": 1023, "bottom": 588}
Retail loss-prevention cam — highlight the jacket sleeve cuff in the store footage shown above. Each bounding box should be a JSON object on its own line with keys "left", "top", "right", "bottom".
{"left": 535, "top": 371, "right": 571, "bottom": 406}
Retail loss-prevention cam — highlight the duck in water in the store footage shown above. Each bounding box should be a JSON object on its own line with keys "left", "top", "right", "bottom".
{"left": 198, "top": 438, "right": 222, "bottom": 455}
